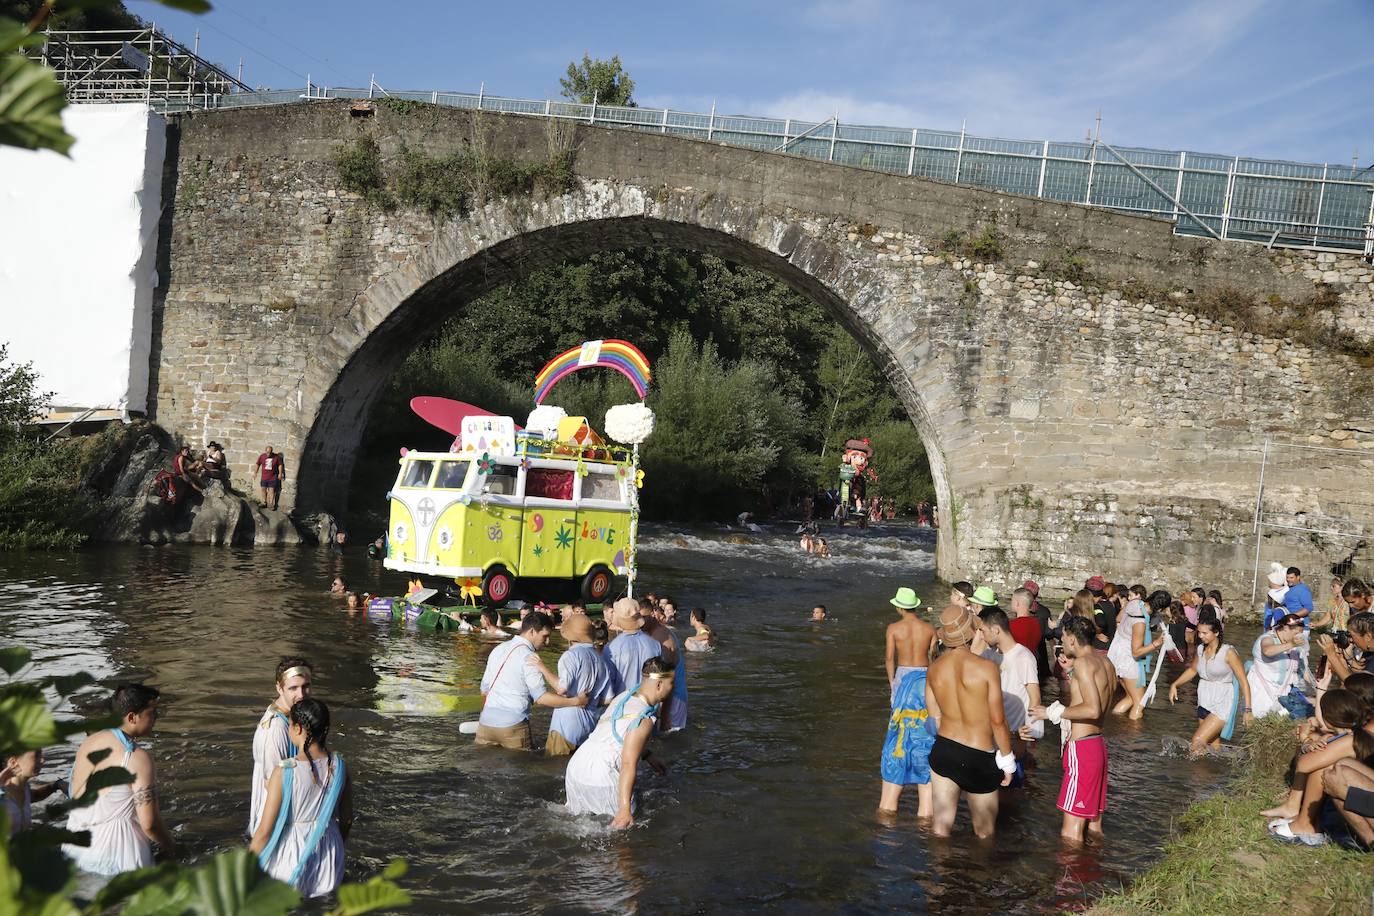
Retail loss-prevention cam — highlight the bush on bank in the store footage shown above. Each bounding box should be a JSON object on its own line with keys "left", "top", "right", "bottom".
{"left": 1090, "top": 715, "right": 1374, "bottom": 914}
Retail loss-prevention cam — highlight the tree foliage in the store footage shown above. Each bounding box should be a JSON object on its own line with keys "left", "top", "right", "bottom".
{"left": 351, "top": 248, "right": 934, "bottom": 523}
{"left": 559, "top": 54, "right": 635, "bottom": 107}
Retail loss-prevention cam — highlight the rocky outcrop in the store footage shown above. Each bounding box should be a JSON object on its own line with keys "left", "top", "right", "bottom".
{"left": 78, "top": 422, "right": 306, "bottom": 546}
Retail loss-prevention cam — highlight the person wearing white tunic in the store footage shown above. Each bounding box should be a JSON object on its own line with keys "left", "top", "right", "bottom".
{"left": 250, "top": 698, "right": 353, "bottom": 899}
{"left": 63, "top": 684, "right": 175, "bottom": 874}
{"left": 1107, "top": 588, "right": 1165, "bottom": 720}
{"left": 643, "top": 604, "right": 688, "bottom": 733}
{"left": 4, "top": 747, "right": 67, "bottom": 835}
{"left": 565, "top": 657, "right": 675, "bottom": 829}
{"left": 1247, "top": 613, "right": 1311, "bottom": 719}
{"left": 1169, "top": 617, "right": 1253, "bottom": 756}
{"left": 250, "top": 657, "right": 313, "bottom": 836}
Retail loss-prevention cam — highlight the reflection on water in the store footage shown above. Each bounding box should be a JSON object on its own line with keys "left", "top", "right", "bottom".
{"left": 0, "top": 524, "right": 1253, "bottom": 913}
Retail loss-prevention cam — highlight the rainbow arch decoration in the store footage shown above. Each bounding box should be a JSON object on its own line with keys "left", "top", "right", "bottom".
{"left": 534, "top": 339, "right": 652, "bottom": 404}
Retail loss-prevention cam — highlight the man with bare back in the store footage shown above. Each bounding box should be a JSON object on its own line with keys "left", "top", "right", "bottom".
{"left": 924, "top": 604, "right": 1017, "bottom": 838}
{"left": 1030, "top": 615, "right": 1114, "bottom": 843}
{"left": 879, "top": 588, "right": 938, "bottom": 817}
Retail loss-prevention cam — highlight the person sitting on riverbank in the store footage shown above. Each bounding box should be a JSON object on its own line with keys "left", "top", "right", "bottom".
{"left": 565, "top": 656, "right": 674, "bottom": 829}
{"left": 251, "top": 658, "right": 313, "bottom": 836}
{"left": 684, "top": 607, "right": 716, "bottom": 652}
{"left": 1168, "top": 616, "right": 1253, "bottom": 756}
{"left": 925, "top": 605, "right": 1017, "bottom": 839}
{"left": 544, "top": 614, "right": 614, "bottom": 757}
{"left": 476, "top": 611, "right": 588, "bottom": 751}
{"left": 1108, "top": 586, "right": 1165, "bottom": 720}
{"left": 1249, "top": 613, "right": 1313, "bottom": 720}
{"left": 1265, "top": 688, "right": 1371, "bottom": 846}
{"left": 1030, "top": 616, "right": 1114, "bottom": 844}
{"left": 201, "top": 441, "right": 228, "bottom": 485}
{"left": 4, "top": 746, "right": 66, "bottom": 835}
{"left": 1323, "top": 756, "right": 1374, "bottom": 847}
{"left": 63, "top": 684, "right": 175, "bottom": 874}
{"left": 250, "top": 698, "right": 353, "bottom": 898}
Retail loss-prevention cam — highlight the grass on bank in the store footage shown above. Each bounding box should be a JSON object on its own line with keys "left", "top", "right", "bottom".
{"left": 1090, "top": 715, "right": 1374, "bottom": 914}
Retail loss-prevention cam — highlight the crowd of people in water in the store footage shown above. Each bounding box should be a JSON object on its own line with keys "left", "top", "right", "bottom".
{"left": 877, "top": 565, "right": 1374, "bottom": 848}
{"left": 7, "top": 545, "right": 1374, "bottom": 900}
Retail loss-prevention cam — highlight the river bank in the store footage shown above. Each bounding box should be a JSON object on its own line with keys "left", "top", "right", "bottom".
{"left": 1090, "top": 715, "right": 1373, "bottom": 914}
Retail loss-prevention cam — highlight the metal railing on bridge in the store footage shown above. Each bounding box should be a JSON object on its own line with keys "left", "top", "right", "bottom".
{"left": 35, "top": 30, "right": 1374, "bottom": 259}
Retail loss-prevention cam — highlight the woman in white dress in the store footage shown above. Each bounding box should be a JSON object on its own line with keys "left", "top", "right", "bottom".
{"left": 250, "top": 698, "right": 353, "bottom": 898}
{"left": 1108, "top": 585, "right": 1164, "bottom": 719}
{"left": 1247, "top": 613, "right": 1312, "bottom": 719}
{"left": 4, "top": 747, "right": 67, "bottom": 835}
{"left": 1170, "top": 617, "right": 1253, "bottom": 756}
{"left": 565, "top": 656, "right": 675, "bottom": 829}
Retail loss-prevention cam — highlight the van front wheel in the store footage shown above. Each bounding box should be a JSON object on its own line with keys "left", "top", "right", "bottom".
{"left": 482, "top": 566, "right": 514, "bottom": 607}
{"left": 580, "top": 565, "right": 613, "bottom": 604}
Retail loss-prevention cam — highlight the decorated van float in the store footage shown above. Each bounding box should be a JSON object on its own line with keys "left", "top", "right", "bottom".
{"left": 383, "top": 339, "right": 655, "bottom": 608}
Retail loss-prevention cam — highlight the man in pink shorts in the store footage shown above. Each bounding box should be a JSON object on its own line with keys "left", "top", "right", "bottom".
{"left": 1031, "top": 615, "right": 1115, "bottom": 842}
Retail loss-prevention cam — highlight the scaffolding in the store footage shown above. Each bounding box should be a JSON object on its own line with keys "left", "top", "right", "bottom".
{"left": 36, "top": 27, "right": 250, "bottom": 108}
{"left": 1250, "top": 439, "right": 1374, "bottom": 604}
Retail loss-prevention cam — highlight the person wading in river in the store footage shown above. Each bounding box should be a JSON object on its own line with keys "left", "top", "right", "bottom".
{"left": 477, "top": 611, "right": 589, "bottom": 750}
{"left": 604, "top": 599, "right": 665, "bottom": 695}
{"left": 63, "top": 684, "right": 175, "bottom": 874}
{"left": 879, "top": 587, "right": 937, "bottom": 818}
{"left": 1030, "top": 616, "right": 1115, "bottom": 843}
{"left": 251, "top": 658, "right": 313, "bottom": 836}
{"left": 925, "top": 605, "right": 1017, "bottom": 839}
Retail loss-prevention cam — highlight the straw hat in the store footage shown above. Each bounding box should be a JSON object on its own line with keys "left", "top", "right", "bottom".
{"left": 936, "top": 605, "right": 977, "bottom": 647}
{"left": 890, "top": 587, "right": 922, "bottom": 610}
{"left": 968, "top": 586, "right": 998, "bottom": 607}
{"left": 560, "top": 613, "right": 594, "bottom": 643}
{"left": 612, "top": 597, "right": 645, "bottom": 631}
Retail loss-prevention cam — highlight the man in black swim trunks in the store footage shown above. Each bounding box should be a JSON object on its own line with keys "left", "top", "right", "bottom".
{"left": 925, "top": 604, "right": 1017, "bottom": 838}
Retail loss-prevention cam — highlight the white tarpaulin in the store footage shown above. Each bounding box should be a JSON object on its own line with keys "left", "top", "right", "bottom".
{"left": 0, "top": 104, "right": 165, "bottom": 417}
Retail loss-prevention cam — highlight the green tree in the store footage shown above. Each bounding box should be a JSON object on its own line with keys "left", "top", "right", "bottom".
{"left": 559, "top": 54, "right": 635, "bottom": 107}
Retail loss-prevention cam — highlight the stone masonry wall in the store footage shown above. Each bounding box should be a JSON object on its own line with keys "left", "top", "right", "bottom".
{"left": 151, "top": 101, "right": 1374, "bottom": 600}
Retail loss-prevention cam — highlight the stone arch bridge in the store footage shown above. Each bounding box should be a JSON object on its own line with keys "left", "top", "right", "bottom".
{"left": 151, "top": 101, "right": 1374, "bottom": 594}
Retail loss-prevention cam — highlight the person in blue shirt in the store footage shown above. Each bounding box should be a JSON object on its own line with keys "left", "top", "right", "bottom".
{"left": 1283, "top": 567, "right": 1314, "bottom": 625}
{"left": 476, "top": 612, "right": 588, "bottom": 750}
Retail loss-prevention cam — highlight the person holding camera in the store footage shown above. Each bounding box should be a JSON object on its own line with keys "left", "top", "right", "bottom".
{"left": 1318, "top": 611, "right": 1374, "bottom": 684}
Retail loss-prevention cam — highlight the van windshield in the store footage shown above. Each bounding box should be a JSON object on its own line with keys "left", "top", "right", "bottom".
{"left": 434, "top": 460, "right": 469, "bottom": 489}
{"left": 400, "top": 460, "right": 435, "bottom": 488}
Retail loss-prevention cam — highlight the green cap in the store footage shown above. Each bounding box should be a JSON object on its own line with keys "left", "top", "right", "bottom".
{"left": 969, "top": 586, "right": 998, "bottom": 607}
{"left": 890, "top": 587, "right": 922, "bottom": 610}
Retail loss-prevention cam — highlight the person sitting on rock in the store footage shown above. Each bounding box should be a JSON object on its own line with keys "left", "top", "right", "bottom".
{"left": 201, "top": 442, "right": 228, "bottom": 485}
{"left": 173, "top": 445, "right": 204, "bottom": 495}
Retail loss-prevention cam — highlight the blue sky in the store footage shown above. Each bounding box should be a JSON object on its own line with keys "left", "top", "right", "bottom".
{"left": 130, "top": 0, "right": 1373, "bottom": 165}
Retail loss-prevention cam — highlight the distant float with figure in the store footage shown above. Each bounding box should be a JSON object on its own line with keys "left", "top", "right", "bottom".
{"left": 382, "top": 340, "right": 655, "bottom": 608}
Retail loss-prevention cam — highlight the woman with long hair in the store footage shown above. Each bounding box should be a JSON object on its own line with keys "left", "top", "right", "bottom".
{"left": 1264, "top": 688, "right": 1372, "bottom": 846}
{"left": 1248, "top": 613, "right": 1313, "bottom": 720}
{"left": 1169, "top": 617, "right": 1253, "bottom": 755}
{"left": 250, "top": 698, "right": 353, "bottom": 898}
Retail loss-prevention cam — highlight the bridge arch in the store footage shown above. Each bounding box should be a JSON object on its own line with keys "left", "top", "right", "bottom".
{"left": 294, "top": 184, "right": 955, "bottom": 563}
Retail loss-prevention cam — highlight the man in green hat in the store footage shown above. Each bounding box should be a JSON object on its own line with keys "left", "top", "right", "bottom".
{"left": 968, "top": 586, "right": 999, "bottom": 611}
{"left": 880, "top": 586, "right": 938, "bottom": 818}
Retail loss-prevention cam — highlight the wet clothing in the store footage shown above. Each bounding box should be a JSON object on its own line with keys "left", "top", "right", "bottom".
{"left": 548, "top": 643, "right": 614, "bottom": 751}
{"left": 1195, "top": 644, "right": 1241, "bottom": 739}
{"left": 1107, "top": 602, "right": 1152, "bottom": 683}
{"left": 1247, "top": 633, "right": 1303, "bottom": 719}
{"left": 474, "top": 722, "right": 531, "bottom": 750}
{"left": 251, "top": 706, "right": 292, "bottom": 836}
{"left": 478, "top": 636, "right": 545, "bottom": 729}
{"left": 890, "top": 664, "right": 920, "bottom": 705}
{"left": 1057, "top": 734, "right": 1108, "bottom": 820}
{"left": 880, "top": 668, "right": 935, "bottom": 785}
{"left": 603, "top": 631, "right": 663, "bottom": 695}
{"left": 258, "top": 754, "right": 346, "bottom": 899}
{"left": 565, "top": 690, "right": 657, "bottom": 818}
{"left": 63, "top": 731, "right": 153, "bottom": 876}
{"left": 929, "top": 735, "right": 1002, "bottom": 795}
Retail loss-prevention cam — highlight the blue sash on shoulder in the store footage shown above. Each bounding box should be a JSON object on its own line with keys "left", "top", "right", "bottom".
{"left": 610, "top": 686, "right": 659, "bottom": 746}
{"left": 1133, "top": 614, "right": 1154, "bottom": 688}
{"left": 1221, "top": 671, "right": 1241, "bottom": 741}
{"left": 289, "top": 753, "right": 345, "bottom": 887}
{"left": 257, "top": 760, "right": 295, "bottom": 871}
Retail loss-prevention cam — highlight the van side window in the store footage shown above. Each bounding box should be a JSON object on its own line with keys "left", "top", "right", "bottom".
{"left": 526, "top": 468, "right": 574, "bottom": 500}
{"left": 434, "top": 460, "right": 469, "bottom": 489}
{"left": 401, "top": 460, "right": 435, "bottom": 488}
{"left": 480, "top": 465, "right": 518, "bottom": 496}
{"left": 583, "top": 473, "right": 620, "bottom": 502}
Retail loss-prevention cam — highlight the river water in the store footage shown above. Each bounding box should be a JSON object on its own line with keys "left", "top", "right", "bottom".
{"left": 0, "top": 523, "right": 1255, "bottom": 913}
